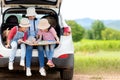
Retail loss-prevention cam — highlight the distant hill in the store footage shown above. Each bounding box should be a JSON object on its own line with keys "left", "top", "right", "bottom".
{"left": 75, "top": 18, "right": 120, "bottom": 30}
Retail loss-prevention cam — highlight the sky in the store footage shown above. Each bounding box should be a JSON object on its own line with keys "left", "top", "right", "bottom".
{"left": 61, "top": 0, "right": 120, "bottom": 20}
{"left": 1, "top": 0, "right": 120, "bottom": 20}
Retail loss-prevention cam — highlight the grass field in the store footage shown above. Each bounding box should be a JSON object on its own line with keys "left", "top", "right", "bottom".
{"left": 74, "top": 51, "right": 120, "bottom": 74}
{"left": 74, "top": 39, "right": 120, "bottom": 52}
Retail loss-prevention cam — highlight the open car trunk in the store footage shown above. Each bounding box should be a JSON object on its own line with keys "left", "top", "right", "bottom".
{"left": 1, "top": 0, "right": 62, "bottom": 14}
{"left": 2, "top": 0, "right": 61, "bottom": 7}
{"left": 1, "top": 8, "right": 61, "bottom": 46}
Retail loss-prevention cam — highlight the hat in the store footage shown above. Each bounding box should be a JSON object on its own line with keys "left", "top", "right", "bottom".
{"left": 26, "top": 7, "right": 37, "bottom": 16}
{"left": 38, "top": 19, "right": 50, "bottom": 30}
{"left": 19, "top": 18, "right": 30, "bottom": 27}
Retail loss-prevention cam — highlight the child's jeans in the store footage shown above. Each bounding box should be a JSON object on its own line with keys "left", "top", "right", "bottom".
{"left": 9, "top": 41, "right": 26, "bottom": 62}
{"left": 45, "top": 44, "right": 55, "bottom": 60}
{"left": 26, "top": 45, "right": 45, "bottom": 68}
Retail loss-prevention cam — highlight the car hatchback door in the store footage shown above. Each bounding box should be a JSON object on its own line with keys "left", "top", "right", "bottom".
{"left": 1, "top": 0, "right": 62, "bottom": 12}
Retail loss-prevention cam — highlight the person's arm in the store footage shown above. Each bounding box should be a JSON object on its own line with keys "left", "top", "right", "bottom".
{"left": 54, "top": 34, "right": 60, "bottom": 44}
{"left": 6, "top": 27, "right": 17, "bottom": 48}
{"left": 23, "top": 31, "right": 28, "bottom": 41}
{"left": 50, "top": 27, "right": 60, "bottom": 44}
{"left": 36, "top": 31, "right": 42, "bottom": 43}
{"left": 36, "top": 35, "right": 42, "bottom": 43}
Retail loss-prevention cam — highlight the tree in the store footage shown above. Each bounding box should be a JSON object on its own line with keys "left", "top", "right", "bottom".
{"left": 91, "top": 20, "right": 106, "bottom": 40}
{"left": 66, "top": 20, "right": 85, "bottom": 42}
{"left": 102, "top": 28, "right": 120, "bottom": 40}
{"left": 85, "top": 30, "right": 93, "bottom": 39}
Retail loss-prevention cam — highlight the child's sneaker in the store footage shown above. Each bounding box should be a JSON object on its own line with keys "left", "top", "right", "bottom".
{"left": 20, "top": 60, "right": 25, "bottom": 66}
{"left": 26, "top": 68, "right": 32, "bottom": 76}
{"left": 46, "top": 60, "right": 55, "bottom": 68}
{"left": 39, "top": 67, "right": 46, "bottom": 76}
{"left": 8, "top": 62, "right": 13, "bottom": 70}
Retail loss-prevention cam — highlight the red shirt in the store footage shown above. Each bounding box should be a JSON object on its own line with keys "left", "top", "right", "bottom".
{"left": 7, "top": 26, "right": 27, "bottom": 41}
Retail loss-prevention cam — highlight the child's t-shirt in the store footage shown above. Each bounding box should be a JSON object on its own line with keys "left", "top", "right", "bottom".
{"left": 37, "top": 27, "right": 56, "bottom": 41}
{"left": 7, "top": 26, "right": 27, "bottom": 41}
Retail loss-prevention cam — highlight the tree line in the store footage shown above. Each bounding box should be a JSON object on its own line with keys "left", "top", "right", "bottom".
{"left": 66, "top": 20, "right": 120, "bottom": 42}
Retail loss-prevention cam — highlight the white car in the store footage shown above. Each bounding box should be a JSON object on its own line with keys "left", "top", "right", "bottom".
{"left": 0, "top": 0, "right": 74, "bottom": 80}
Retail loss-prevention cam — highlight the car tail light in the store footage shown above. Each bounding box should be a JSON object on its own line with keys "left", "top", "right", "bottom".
{"left": 58, "top": 54, "right": 69, "bottom": 58}
{"left": 63, "top": 27, "right": 71, "bottom": 36}
{"left": 0, "top": 54, "right": 3, "bottom": 58}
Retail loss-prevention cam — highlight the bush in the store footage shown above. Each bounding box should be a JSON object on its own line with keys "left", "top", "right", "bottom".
{"left": 66, "top": 20, "right": 85, "bottom": 42}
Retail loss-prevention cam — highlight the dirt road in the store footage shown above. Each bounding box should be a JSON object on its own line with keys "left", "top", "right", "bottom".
{"left": 0, "top": 67, "right": 120, "bottom": 80}
{"left": 73, "top": 74, "right": 120, "bottom": 80}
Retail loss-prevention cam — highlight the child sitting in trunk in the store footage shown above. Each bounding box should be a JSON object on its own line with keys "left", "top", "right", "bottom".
{"left": 37, "top": 18, "right": 60, "bottom": 67}
{"left": 5, "top": 18, "right": 30, "bottom": 70}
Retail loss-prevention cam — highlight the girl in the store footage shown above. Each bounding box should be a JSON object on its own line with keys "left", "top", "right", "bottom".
{"left": 37, "top": 18, "right": 60, "bottom": 67}
{"left": 5, "top": 18, "right": 30, "bottom": 70}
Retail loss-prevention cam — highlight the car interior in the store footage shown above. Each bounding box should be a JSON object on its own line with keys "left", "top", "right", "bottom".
{"left": 1, "top": 8, "right": 61, "bottom": 46}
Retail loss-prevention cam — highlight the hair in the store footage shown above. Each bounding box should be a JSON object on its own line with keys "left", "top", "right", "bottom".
{"left": 48, "top": 26, "right": 52, "bottom": 31}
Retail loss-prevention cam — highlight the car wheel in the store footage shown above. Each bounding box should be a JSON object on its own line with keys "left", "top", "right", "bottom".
{"left": 60, "top": 69, "right": 73, "bottom": 80}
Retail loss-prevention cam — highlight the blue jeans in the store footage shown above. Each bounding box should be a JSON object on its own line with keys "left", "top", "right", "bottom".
{"left": 26, "top": 45, "right": 44, "bottom": 68}
{"left": 9, "top": 41, "right": 26, "bottom": 62}
{"left": 45, "top": 44, "right": 55, "bottom": 60}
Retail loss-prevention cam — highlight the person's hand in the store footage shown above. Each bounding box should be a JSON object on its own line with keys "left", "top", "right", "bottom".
{"left": 56, "top": 40, "right": 60, "bottom": 44}
{"left": 18, "top": 39, "right": 23, "bottom": 44}
{"left": 5, "top": 44, "right": 10, "bottom": 48}
{"left": 28, "top": 36, "right": 36, "bottom": 43}
{"left": 31, "top": 38, "right": 36, "bottom": 43}
{"left": 25, "top": 40, "right": 32, "bottom": 44}
{"left": 34, "top": 41, "right": 38, "bottom": 44}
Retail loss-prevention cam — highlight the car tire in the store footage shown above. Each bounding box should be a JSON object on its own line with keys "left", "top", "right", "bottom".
{"left": 60, "top": 69, "right": 73, "bottom": 80}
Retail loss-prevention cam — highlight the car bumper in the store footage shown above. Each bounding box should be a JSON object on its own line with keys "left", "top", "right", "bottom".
{"left": 0, "top": 54, "right": 74, "bottom": 70}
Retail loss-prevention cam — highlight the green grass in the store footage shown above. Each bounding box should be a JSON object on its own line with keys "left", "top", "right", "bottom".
{"left": 74, "top": 39, "right": 120, "bottom": 52}
{"left": 74, "top": 51, "right": 120, "bottom": 74}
